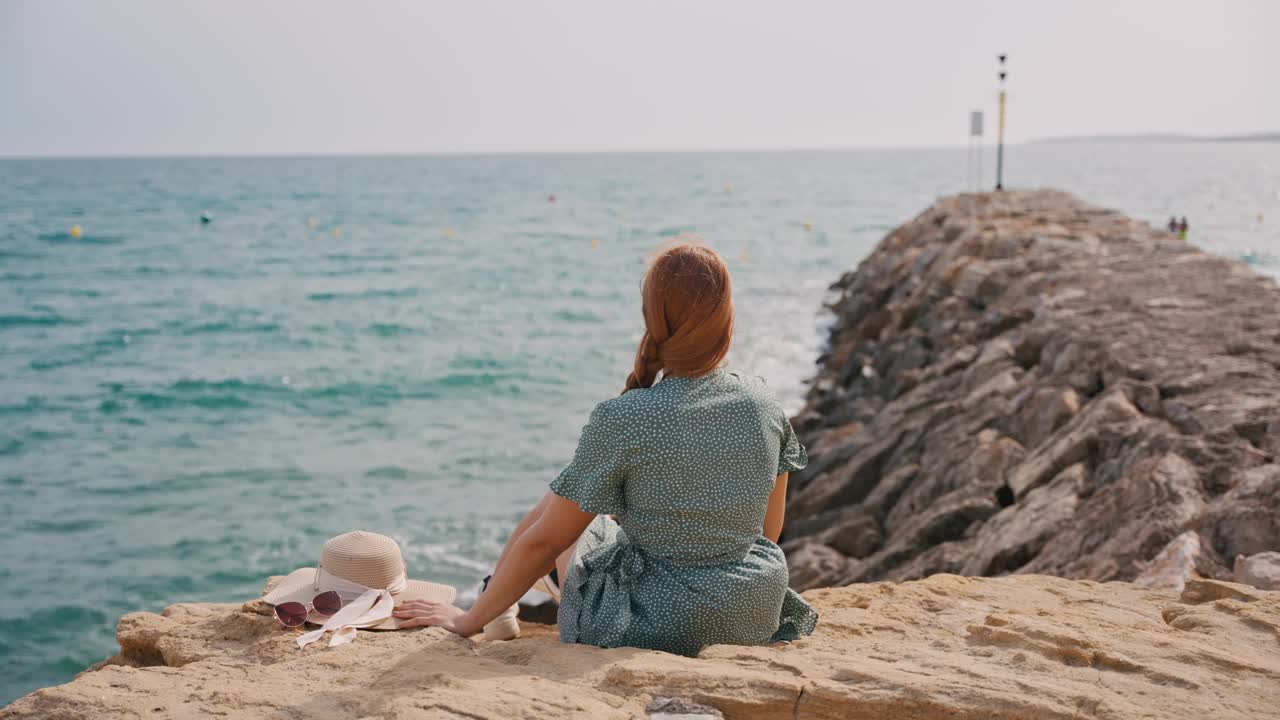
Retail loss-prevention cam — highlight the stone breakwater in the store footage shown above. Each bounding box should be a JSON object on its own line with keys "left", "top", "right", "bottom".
{"left": 783, "top": 190, "right": 1280, "bottom": 591}
{"left": 3, "top": 576, "right": 1278, "bottom": 719}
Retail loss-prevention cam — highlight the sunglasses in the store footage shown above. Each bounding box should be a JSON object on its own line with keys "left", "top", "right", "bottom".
{"left": 274, "top": 590, "right": 343, "bottom": 627}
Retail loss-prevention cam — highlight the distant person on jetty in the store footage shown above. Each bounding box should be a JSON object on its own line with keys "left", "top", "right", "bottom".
{"left": 391, "top": 241, "right": 818, "bottom": 655}
{"left": 1168, "top": 216, "right": 1178, "bottom": 234}
{"left": 1179, "top": 216, "right": 1189, "bottom": 240}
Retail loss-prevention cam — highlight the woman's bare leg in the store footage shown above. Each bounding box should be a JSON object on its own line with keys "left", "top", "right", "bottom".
{"left": 554, "top": 539, "right": 578, "bottom": 588}
{"left": 554, "top": 514, "right": 615, "bottom": 587}
{"left": 491, "top": 491, "right": 555, "bottom": 580}
{"left": 493, "top": 490, "right": 586, "bottom": 594}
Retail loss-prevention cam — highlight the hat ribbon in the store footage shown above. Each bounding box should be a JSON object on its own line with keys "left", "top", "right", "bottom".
{"left": 295, "top": 586, "right": 394, "bottom": 650}
{"left": 313, "top": 564, "right": 409, "bottom": 596}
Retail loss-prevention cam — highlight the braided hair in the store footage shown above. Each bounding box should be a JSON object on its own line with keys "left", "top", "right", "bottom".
{"left": 623, "top": 239, "right": 734, "bottom": 393}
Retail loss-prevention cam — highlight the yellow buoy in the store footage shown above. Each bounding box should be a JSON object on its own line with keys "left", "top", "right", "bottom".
{"left": 591, "top": 238, "right": 601, "bottom": 249}
{"left": 803, "top": 222, "right": 812, "bottom": 231}
{"left": 306, "top": 218, "right": 317, "bottom": 229}
{"left": 332, "top": 227, "right": 343, "bottom": 238}
{"left": 738, "top": 250, "right": 750, "bottom": 263}
{"left": 443, "top": 227, "right": 456, "bottom": 238}
{"left": 69, "top": 225, "right": 83, "bottom": 238}
{"left": 724, "top": 184, "right": 733, "bottom": 194}
{"left": 1259, "top": 213, "right": 1265, "bottom": 224}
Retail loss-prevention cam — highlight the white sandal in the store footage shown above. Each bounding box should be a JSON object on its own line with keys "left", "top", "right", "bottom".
{"left": 531, "top": 572, "right": 562, "bottom": 603}
{"left": 482, "top": 602, "right": 520, "bottom": 641}
{"left": 476, "top": 574, "right": 521, "bottom": 641}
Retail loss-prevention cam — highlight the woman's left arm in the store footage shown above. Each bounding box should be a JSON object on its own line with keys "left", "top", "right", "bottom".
{"left": 763, "top": 472, "right": 789, "bottom": 543}
{"left": 399, "top": 493, "right": 594, "bottom": 637}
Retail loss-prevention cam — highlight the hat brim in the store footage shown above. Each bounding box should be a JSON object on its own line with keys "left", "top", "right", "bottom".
{"left": 364, "top": 578, "right": 458, "bottom": 630}
{"left": 264, "top": 567, "right": 457, "bottom": 630}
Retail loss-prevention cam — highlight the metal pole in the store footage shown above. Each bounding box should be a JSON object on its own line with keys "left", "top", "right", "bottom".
{"left": 967, "top": 137, "right": 977, "bottom": 190}
{"left": 968, "top": 110, "right": 984, "bottom": 193}
{"left": 964, "top": 135, "right": 970, "bottom": 191}
{"left": 995, "top": 54, "right": 1007, "bottom": 191}
{"left": 996, "top": 90, "right": 1005, "bottom": 190}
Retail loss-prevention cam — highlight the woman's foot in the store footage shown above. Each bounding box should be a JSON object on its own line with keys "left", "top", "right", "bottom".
{"left": 472, "top": 574, "right": 521, "bottom": 641}
{"left": 482, "top": 603, "right": 520, "bottom": 641}
{"left": 532, "top": 571, "right": 562, "bottom": 603}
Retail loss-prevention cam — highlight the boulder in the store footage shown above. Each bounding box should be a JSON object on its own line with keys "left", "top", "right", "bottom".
{"left": 961, "top": 463, "right": 1087, "bottom": 577}
{"left": 1200, "top": 465, "right": 1280, "bottom": 561}
{"left": 1234, "top": 552, "right": 1280, "bottom": 591}
{"left": 1134, "top": 530, "right": 1204, "bottom": 592}
{"left": 785, "top": 542, "right": 849, "bottom": 592}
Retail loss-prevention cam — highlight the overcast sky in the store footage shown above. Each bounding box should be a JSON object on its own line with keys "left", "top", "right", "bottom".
{"left": 2, "top": 0, "right": 1277, "bottom": 156}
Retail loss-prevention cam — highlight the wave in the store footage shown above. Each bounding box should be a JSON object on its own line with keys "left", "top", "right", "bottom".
{"left": 0, "top": 313, "right": 75, "bottom": 330}
{"left": 84, "top": 466, "right": 311, "bottom": 498}
{"left": 551, "top": 308, "right": 605, "bottom": 324}
{"left": 27, "top": 320, "right": 299, "bottom": 371}
{"left": 28, "top": 336, "right": 124, "bottom": 370}
{"left": 20, "top": 517, "right": 105, "bottom": 533}
{"left": 0, "top": 397, "right": 58, "bottom": 415}
{"left": 176, "top": 320, "right": 282, "bottom": 336}
{"left": 37, "top": 231, "right": 123, "bottom": 245}
{"left": 307, "top": 287, "right": 419, "bottom": 302}
{"left": 368, "top": 322, "right": 424, "bottom": 337}
{"left": 430, "top": 372, "right": 526, "bottom": 390}
{"left": 325, "top": 253, "right": 401, "bottom": 263}
{"left": 0, "top": 605, "right": 110, "bottom": 632}
{"left": 136, "top": 391, "right": 253, "bottom": 410}
{"left": 653, "top": 224, "right": 700, "bottom": 237}
{"left": 447, "top": 354, "right": 504, "bottom": 370}
{"left": 1238, "top": 250, "right": 1279, "bottom": 269}
{"left": 91, "top": 372, "right": 548, "bottom": 416}
{"left": 0, "top": 249, "right": 45, "bottom": 260}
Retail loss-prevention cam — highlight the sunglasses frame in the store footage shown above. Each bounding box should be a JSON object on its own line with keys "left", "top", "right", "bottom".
{"left": 273, "top": 589, "right": 343, "bottom": 627}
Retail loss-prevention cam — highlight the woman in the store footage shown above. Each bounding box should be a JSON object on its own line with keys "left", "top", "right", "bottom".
{"left": 394, "top": 241, "right": 818, "bottom": 656}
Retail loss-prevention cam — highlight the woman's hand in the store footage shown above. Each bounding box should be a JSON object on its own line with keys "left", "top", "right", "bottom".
{"left": 392, "top": 600, "right": 481, "bottom": 637}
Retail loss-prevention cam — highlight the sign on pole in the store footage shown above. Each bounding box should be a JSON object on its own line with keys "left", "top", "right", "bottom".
{"left": 970, "top": 111, "right": 984, "bottom": 137}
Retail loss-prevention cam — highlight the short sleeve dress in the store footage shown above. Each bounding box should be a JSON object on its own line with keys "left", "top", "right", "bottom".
{"left": 549, "top": 368, "right": 818, "bottom": 657}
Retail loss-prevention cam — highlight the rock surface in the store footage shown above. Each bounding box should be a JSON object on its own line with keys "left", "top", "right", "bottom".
{"left": 4, "top": 575, "right": 1279, "bottom": 719}
{"left": 785, "top": 191, "right": 1280, "bottom": 590}
{"left": 1133, "top": 531, "right": 1203, "bottom": 592}
{"left": 1235, "top": 552, "right": 1280, "bottom": 590}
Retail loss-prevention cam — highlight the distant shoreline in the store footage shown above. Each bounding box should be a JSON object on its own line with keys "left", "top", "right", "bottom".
{"left": 6, "top": 135, "right": 1280, "bottom": 160}
{"left": 1033, "top": 131, "right": 1280, "bottom": 144}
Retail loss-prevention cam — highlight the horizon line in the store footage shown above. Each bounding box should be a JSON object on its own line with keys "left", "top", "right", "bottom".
{"left": 0, "top": 141, "right": 1016, "bottom": 161}
{"left": 6, "top": 127, "right": 1277, "bottom": 161}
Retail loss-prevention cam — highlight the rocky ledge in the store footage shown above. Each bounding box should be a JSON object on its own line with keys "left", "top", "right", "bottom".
{"left": 3, "top": 576, "right": 1278, "bottom": 719}
{"left": 784, "top": 190, "right": 1280, "bottom": 592}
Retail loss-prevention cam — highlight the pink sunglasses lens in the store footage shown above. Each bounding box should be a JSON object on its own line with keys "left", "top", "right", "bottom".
{"left": 275, "top": 601, "right": 308, "bottom": 627}
{"left": 313, "top": 591, "right": 342, "bottom": 617}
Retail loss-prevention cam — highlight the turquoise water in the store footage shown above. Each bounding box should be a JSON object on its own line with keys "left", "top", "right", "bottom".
{"left": 1, "top": 145, "right": 1278, "bottom": 703}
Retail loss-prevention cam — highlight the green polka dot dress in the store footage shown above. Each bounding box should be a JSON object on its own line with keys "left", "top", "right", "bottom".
{"left": 551, "top": 368, "right": 818, "bottom": 657}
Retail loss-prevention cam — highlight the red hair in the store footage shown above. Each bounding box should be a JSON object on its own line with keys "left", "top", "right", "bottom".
{"left": 623, "top": 240, "right": 734, "bottom": 393}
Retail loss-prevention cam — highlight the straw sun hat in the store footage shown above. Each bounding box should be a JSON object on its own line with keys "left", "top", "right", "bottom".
{"left": 262, "top": 530, "right": 456, "bottom": 630}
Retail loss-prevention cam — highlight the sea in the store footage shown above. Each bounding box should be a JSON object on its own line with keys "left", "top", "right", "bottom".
{"left": 1, "top": 143, "right": 1278, "bottom": 704}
